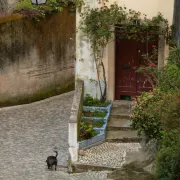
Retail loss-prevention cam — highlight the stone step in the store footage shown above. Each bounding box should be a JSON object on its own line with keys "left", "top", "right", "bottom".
{"left": 107, "top": 117, "right": 132, "bottom": 131}
{"left": 110, "top": 107, "right": 131, "bottom": 118}
{"left": 106, "top": 130, "right": 141, "bottom": 143}
{"left": 112, "top": 100, "right": 133, "bottom": 109}
{"left": 72, "top": 163, "right": 116, "bottom": 173}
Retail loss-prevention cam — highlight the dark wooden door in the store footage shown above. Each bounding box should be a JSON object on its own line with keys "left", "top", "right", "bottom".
{"left": 115, "top": 38, "right": 157, "bottom": 100}
{"left": 115, "top": 38, "right": 137, "bottom": 99}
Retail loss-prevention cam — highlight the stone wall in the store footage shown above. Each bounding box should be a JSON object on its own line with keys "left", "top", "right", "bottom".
{"left": 0, "top": 0, "right": 8, "bottom": 13}
{"left": 0, "top": 0, "right": 18, "bottom": 13}
{"left": 0, "top": 10, "right": 75, "bottom": 99}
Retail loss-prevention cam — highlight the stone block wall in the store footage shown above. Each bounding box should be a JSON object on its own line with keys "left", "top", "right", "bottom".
{"left": 0, "top": 0, "right": 18, "bottom": 13}
{"left": 0, "top": 9, "right": 75, "bottom": 99}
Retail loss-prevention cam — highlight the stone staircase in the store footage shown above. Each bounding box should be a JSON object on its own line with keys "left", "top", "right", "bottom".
{"left": 106, "top": 100, "right": 141, "bottom": 143}
{"left": 73, "top": 100, "right": 142, "bottom": 174}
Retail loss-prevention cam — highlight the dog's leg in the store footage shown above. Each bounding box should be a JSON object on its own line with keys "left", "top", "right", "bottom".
{"left": 55, "top": 162, "right": 57, "bottom": 171}
{"left": 47, "top": 162, "right": 50, "bottom": 169}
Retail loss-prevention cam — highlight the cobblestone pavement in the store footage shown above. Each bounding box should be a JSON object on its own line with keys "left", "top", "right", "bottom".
{"left": 0, "top": 92, "right": 76, "bottom": 180}
{"left": 71, "top": 171, "right": 110, "bottom": 180}
{"left": 78, "top": 142, "right": 141, "bottom": 168}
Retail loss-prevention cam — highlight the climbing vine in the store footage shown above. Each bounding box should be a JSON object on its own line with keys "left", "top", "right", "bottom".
{"left": 15, "top": 0, "right": 84, "bottom": 20}
{"left": 79, "top": 1, "right": 170, "bottom": 101}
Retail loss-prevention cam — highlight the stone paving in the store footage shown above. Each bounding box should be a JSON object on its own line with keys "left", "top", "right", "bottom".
{"left": 0, "top": 91, "right": 143, "bottom": 180}
{"left": 71, "top": 171, "right": 110, "bottom": 180}
{"left": 78, "top": 142, "right": 141, "bottom": 168}
{"left": 0, "top": 91, "right": 111, "bottom": 180}
{"left": 0, "top": 92, "right": 74, "bottom": 180}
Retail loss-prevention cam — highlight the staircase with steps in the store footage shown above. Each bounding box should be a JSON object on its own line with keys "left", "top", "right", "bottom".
{"left": 106, "top": 100, "right": 142, "bottom": 143}
{"left": 73, "top": 100, "right": 142, "bottom": 173}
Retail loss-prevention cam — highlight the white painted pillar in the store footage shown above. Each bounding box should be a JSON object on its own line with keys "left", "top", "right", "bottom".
{"left": 68, "top": 80, "right": 83, "bottom": 163}
{"left": 76, "top": 0, "right": 100, "bottom": 98}
{"left": 68, "top": 123, "right": 79, "bottom": 162}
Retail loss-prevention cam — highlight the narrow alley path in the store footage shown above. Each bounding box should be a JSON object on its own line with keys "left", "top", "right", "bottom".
{"left": 0, "top": 92, "right": 74, "bottom": 180}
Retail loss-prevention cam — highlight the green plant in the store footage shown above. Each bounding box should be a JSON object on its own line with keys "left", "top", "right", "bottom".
{"left": 85, "top": 119, "right": 105, "bottom": 128}
{"left": 15, "top": 0, "right": 83, "bottom": 20}
{"left": 131, "top": 89, "right": 163, "bottom": 139}
{"left": 160, "top": 92, "right": 180, "bottom": 130}
{"left": 137, "top": 46, "right": 180, "bottom": 92}
{"left": 83, "top": 94, "right": 110, "bottom": 107}
{"left": 79, "top": 121, "right": 99, "bottom": 140}
{"left": 16, "top": 0, "right": 36, "bottom": 11}
{"left": 138, "top": 64, "right": 180, "bottom": 92}
{"left": 167, "top": 45, "right": 180, "bottom": 68}
{"left": 92, "top": 120, "right": 104, "bottom": 128}
{"left": 157, "top": 65, "right": 180, "bottom": 92}
{"left": 156, "top": 131, "right": 180, "bottom": 180}
{"left": 83, "top": 110, "right": 107, "bottom": 118}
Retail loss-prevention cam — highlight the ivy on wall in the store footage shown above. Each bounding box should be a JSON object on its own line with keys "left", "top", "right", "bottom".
{"left": 0, "top": 0, "right": 84, "bottom": 22}
{"left": 14, "top": 0, "right": 84, "bottom": 20}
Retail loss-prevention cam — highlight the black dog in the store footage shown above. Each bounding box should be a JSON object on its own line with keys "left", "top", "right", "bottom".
{"left": 46, "top": 151, "right": 58, "bottom": 171}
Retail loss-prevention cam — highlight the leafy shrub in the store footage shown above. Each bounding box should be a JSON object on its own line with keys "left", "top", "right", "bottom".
{"left": 85, "top": 119, "right": 104, "bottom": 128}
{"left": 157, "top": 65, "right": 180, "bottom": 92}
{"left": 83, "top": 94, "right": 110, "bottom": 107}
{"left": 15, "top": 0, "right": 68, "bottom": 19}
{"left": 131, "top": 89, "right": 163, "bottom": 139}
{"left": 16, "top": 0, "right": 36, "bottom": 11}
{"left": 160, "top": 92, "right": 180, "bottom": 130}
{"left": 132, "top": 46, "right": 180, "bottom": 141}
{"left": 91, "top": 120, "right": 104, "bottom": 128}
{"left": 167, "top": 46, "right": 180, "bottom": 68}
{"left": 83, "top": 110, "right": 107, "bottom": 118}
{"left": 156, "top": 131, "right": 180, "bottom": 180}
{"left": 79, "top": 122, "right": 99, "bottom": 140}
{"left": 137, "top": 64, "right": 180, "bottom": 92}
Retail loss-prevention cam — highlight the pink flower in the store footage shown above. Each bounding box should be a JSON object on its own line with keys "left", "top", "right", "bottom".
{"left": 150, "top": 63, "right": 155, "bottom": 67}
{"left": 152, "top": 45, "right": 156, "bottom": 48}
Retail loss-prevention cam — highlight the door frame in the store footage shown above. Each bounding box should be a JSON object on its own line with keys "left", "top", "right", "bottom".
{"left": 106, "top": 30, "right": 167, "bottom": 101}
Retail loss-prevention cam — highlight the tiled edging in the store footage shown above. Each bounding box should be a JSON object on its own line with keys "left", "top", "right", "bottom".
{"left": 79, "top": 104, "right": 112, "bottom": 149}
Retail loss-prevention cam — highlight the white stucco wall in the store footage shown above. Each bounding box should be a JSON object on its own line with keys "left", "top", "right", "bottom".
{"left": 107, "top": 0, "right": 174, "bottom": 25}
{"left": 76, "top": 0, "right": 100, "bottom": 98}
{"left": 76, "top": 0, "right": 174, "bottom": 99}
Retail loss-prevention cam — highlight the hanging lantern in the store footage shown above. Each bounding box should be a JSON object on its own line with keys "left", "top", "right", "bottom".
{"left": 31, "top": 0, "right": 47, "bottom": 5}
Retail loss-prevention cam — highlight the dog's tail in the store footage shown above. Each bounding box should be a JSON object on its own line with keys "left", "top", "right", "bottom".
{"left": 54, "top": 151, "right": 58, "bottom": 157}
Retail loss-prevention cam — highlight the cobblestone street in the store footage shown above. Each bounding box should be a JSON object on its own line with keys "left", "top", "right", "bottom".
{"left": 0, "top": 92, "right": 75, "bottom": 180}
{"left": 78, "top": 142, "right": 141, "bottom": 168}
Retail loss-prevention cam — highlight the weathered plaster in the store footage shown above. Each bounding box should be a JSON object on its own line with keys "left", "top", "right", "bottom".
{"left": 69, "top": 80, "right": 84, "bottom": 162}
{"left": 0, "top": 10, "right": 75, "bottom": 98}
{"left": 76, "top": 0, "right": 101, "bottom": 98}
